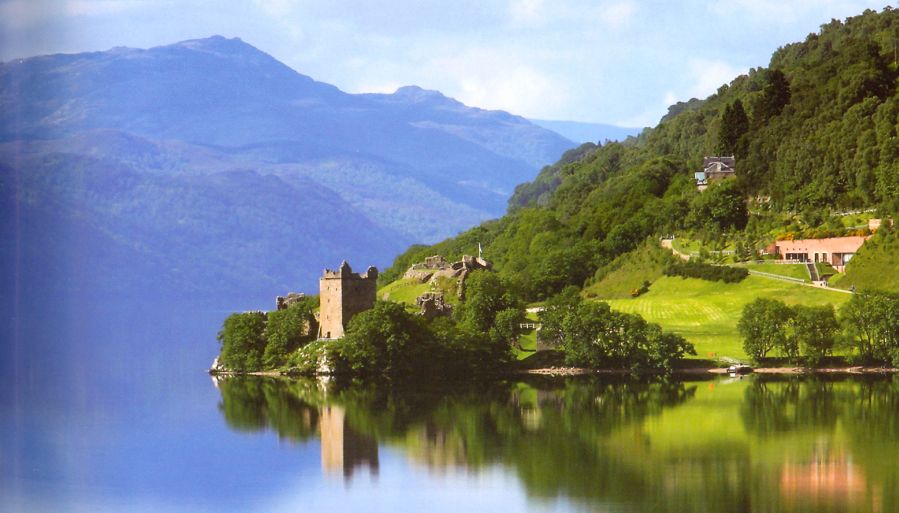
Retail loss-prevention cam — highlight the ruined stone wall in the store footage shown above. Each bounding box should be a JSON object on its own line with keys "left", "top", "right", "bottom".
{"left": 276, "top": 292, "right": 306, "bottom": 310}
{"left": 415, "top": 291, "right": 452, "bottom": 319}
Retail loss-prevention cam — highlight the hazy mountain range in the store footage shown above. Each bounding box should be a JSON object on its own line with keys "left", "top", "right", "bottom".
{"left": 0, "top": 36, "right": 574, "bottom": 300}
{"left": 529, "top": 119, "right": 641, "bottom": 144}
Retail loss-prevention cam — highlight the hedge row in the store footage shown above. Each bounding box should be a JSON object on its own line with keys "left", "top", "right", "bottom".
{"left": 664, "top": 261, "right": 749, "bottom": 283}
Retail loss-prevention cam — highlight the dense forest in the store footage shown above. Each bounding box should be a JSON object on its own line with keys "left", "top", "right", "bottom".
{"left": 382, "top": 8, "right": 899, "bottom": 301}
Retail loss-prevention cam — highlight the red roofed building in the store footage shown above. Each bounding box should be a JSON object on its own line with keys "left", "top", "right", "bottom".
{"left": 771, "top": 236, "right": 869, "bottom": 272}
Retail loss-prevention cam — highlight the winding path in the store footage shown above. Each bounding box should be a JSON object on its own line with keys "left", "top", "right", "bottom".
{"left": 660, "top": 238, "right": 690, "bottom": 261}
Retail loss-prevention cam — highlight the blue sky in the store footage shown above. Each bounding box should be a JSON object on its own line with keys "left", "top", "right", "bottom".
{"left": 0, "top": 0, "right": 890, "bottom": 126}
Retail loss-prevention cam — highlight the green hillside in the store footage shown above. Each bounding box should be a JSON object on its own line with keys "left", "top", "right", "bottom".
{"left": 584, "top": 242, "right": 678, "bottom": 299}
{"left": 383, "top": 9, "right": 898, "bottom": 303}
{"left": 604, "top": 275, "right": 849, "bottom": 360}
{"left": 831, "top": 224, "right": 899, "bottom": 292}
{"left": 369, "top": 8, "right": 899, "bottom": 375}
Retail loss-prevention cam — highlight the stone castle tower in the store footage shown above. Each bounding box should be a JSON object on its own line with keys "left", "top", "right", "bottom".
{"left": 318, "top": 261, "right": 377, "bottom": 339}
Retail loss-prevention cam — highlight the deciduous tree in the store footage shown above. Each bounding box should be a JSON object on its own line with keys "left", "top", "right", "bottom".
{"left": 738, "top": 298, "right": 792, "bottom": 361}
{"left": 789, "top": 305, "right": 839, "bottom": 365}
{"left": 218, "top": 311, "right": 267, "bottom": 371}
{"left": 263, "top": 299, "right": 317, "bottom": 368}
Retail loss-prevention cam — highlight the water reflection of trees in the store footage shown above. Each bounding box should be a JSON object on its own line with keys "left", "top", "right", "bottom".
{"left": 741, "top": 376, "right": 899, "bottom": 439}
{"left": 740, "top": 376, "right": 899, "bottom": 513}
{"left": 740, "top": 377, "right": 840, "bottom": 435}
{"left": 217, "top": 377, "right": 320, "bottom": 440}
{"left": 214, "top": 376, "right": 703, "bottom": 504}
{"left": 214, "top": 375, "right": 899, "bottom": 513}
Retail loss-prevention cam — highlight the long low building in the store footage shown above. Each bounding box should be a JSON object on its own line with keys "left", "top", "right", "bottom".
{"left": 770, "top": 236, "right": 869, "bottom": 272}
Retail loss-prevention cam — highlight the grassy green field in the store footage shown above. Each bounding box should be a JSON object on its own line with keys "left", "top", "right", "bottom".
{"left": 584, "top": 242, "right": 675, "bottom": 299}
{"left": 671, "top": 238, "right": 702, "bottom": 256}
{"left": 512, "top": 310, "right": 540, "bottom": 360}
{"left": 741, "top": 262, "right": 810, "bottom": 282}
{"left": 603, "top": 275, "right": 849, "bottom": 360}
{"left": 378, "top": 278, "right": 430, "bottom": 305}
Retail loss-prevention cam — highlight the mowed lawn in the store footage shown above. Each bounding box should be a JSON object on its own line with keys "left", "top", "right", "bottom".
{"left": 741, "top": 263, "right": 810, "bottom": 282}
{"left": 603, "top": 275, "right": 849, "bottom": 360}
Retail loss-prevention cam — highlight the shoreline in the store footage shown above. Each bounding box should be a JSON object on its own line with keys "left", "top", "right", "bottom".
{"left": 210, "top": 370, "right": 284, "bottom": 377}
{"left": 522, "top": 366, "right": 899, "bottom": 376}
{"left": 210, "top": 366, "right": 899, "bottom": 379}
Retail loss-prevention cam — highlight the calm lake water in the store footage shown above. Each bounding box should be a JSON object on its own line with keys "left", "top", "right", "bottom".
{"left": 3, "top": 304, "right": 899, "bottom": 512}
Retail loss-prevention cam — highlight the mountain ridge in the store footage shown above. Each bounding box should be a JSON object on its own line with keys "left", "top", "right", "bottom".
{"left": 0, "top": 35, "right": 575, "bottom": 300}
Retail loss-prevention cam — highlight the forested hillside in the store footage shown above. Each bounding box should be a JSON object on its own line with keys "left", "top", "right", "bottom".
{"left": 383, "top": 8, "right": 899, "bottom": 299}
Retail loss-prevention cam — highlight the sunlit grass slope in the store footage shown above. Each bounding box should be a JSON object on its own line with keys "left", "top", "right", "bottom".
{"left": 603, "top": 276, "right": 848, "bottom": 360}
{"left": 741, "top": 263, "right": 810, "bottom": 282}
{"left": 584, "top": 242, "right": 676, "bottom": 299}
{"left": 378, "top": 278, "right": 430, "bottom": 305}
{"left": 830, "top": 229, "right": 899, "bottom": 293}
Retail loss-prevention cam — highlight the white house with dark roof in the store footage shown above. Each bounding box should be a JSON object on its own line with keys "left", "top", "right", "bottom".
{"left": 695, "top": 156, "right": 736, "bottom": 191}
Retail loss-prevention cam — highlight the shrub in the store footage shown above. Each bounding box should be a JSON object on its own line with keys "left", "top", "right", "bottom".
{"left": 335, "top": 301, "right": 434, "bottom": 379}
{"left": 285, "top": 339, "right": 335, "bottom": 375}
{"left": 630, "top": 280, "right": 651, "bottom": 297}
{"left": 217, "top": 311, "right": 267, "bottom": 371}
{"left": 664, "top": 261, "right": 748, "bottom": 283}
{"left": 263, "top": 300, "right": 317, "bottom": 368}
{"left": 562, "top": 301, "right": 695, "bottom": 372}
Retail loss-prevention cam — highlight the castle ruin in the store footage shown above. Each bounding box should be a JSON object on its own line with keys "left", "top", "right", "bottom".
{"left": 276, "top": 292, "right": 306, "bottom": 310}
{"left": 415, "top": 291, "right": 453, "bottom": 319}
{"left": 318, "top": 261, "right": 378, "bottom": 339}
{"left": 403, "top": 254, "right": 491, "bottom": 290}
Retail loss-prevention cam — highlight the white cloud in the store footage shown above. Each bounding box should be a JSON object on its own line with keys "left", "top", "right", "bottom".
{"left": 65, "top": 0, "right": 150, "bottom": 16}
{"left": 598, "top": 1, "right": 636, "bottom": 29}
{"left": 0, "top": 0, "right": 55, "bottom": 28}
{"left": 508, "top": 0, "right": 546, "bottom": 26}
{"left": 0, "top": 0, "right": 154, "bottom": 28}
{"left": 252, "top": 0, "right": 300, "bottom": 18}
{"left": 685, "top": 57, "right": 747, "bottom": 99}
{"left": 335, "top": 39, "right": 569, "bottom": 119}
{"left": 663, "top": 91, "right": 678, "bottom": 106}
{"left": 617, "top": 58, "right": 747, "bottom": 127}
{"left": 617, "top": 91, "right": 674, "bottom": 128}
{"left": 429, "top": 48, "right": 569, "bottom": 118}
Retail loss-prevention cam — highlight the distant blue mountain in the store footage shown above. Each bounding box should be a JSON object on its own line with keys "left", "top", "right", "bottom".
{"left": 0, "top": 36, "right": 573, "bottom": 299}
{"left": 529, "top": 119, "right": 641, "bottom": 144}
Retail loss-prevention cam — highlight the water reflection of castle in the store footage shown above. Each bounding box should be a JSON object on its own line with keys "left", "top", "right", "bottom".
{"left": 319, "top": 405, "right": 379, "bottom": 478}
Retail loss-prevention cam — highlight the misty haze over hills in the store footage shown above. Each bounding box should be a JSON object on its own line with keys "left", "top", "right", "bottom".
{"left": 0, "top": 36, "right": 573, "bottom": 301}
{"left": 529, "top": 119, "right": 641, "bottom": 144}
